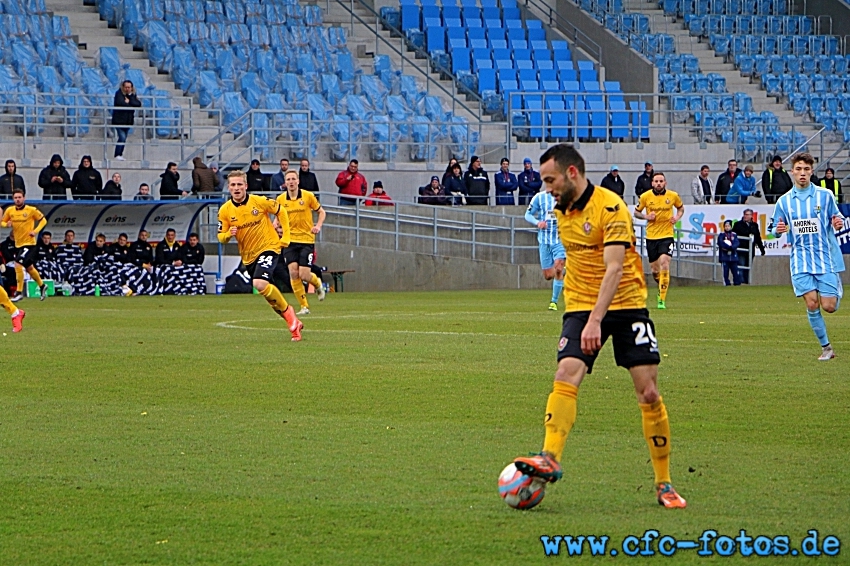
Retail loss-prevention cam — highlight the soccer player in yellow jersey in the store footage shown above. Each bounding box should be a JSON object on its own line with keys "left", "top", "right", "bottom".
{"left": 276, "top": 170, "right": 327, "bottom": 315}
{"left": 513, "top": 145, "right": 686, "bottom": 509}
{"left": 634, "top": 173, "right": 684, "bottom": 309}
{"left": 1, "top": 189, "right": 48, "bottom": 303}
{"left": 217, "top": 171, "right": 303, "bottom": 341}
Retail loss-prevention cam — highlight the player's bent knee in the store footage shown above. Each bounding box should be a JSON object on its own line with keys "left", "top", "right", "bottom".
{"left": 554, "top": 358, "right": 586, "bottom": 387}
{"left": 253, "top": 279, "right": 268, "bottom": 292}
{"left": 822, "top": 301, "right": 837, "bottom": 314}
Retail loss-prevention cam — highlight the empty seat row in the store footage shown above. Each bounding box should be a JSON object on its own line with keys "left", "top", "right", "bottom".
{"left": 654, "top": 54, "right": 701, "bottom": 74}
{"left": 399, "top": 0, "right": 518, "bottom": 8}
{"left": 736, "top": 54, "right": 850, "bottom": 78}
{"left": 761, "top": 73, "right": 850, "bottom": 98}
{"left": 711, "top": 34, "right": 841, "bottom": 58}
{"left": 659, "top": 72, "right": 727, "bottom": 94}
{"left": 661, "top": 0, "right": 787, "bottom": 17}
{"left": 687, "top": 14, "right": 813, "bottom": 36}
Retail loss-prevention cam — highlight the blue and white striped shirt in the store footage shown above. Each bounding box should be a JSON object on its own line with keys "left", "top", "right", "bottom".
{"left": 525, "top": 191, "right": 560, "bottom": 245}
{"left": 772, "top": 184, "right": 845, "bottom": 275}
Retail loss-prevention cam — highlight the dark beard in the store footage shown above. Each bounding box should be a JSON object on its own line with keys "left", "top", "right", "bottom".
{"left": 556, "top": 178, "right": 577, "bottom": 210}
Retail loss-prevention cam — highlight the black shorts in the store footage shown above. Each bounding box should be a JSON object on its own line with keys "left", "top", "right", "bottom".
{"left": 244, "top": 250, "right": 289, "bottom": 284}
{"left": 282, "top": 243, "right": 315, "bottom": 268}
{"left": 646, "top": 238, "right": 674, "bottom": 263}
{"left": 557, "top": 309, "right": 661, "bottom": 373}
{"left": 15, "top": 245, "right": 37, "bottom": 268}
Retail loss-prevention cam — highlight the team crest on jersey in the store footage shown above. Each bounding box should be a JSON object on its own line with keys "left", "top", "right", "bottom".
{"left": 583, "top": 221, "right": 592, "bottom": 234}
{"left": 816, "top": 205, "right": 821, "bottom": 213}
{"left": 558, "top": 337, "right": 568, "bottom": 351}
{"left": 665, "top": 199, "right": 670, "bottom": 204}
{"left": 299, "top": 199, "right": 304, "bottom": 205}
{"left": 252, "top": 208, "right": 259, "bottom": 216}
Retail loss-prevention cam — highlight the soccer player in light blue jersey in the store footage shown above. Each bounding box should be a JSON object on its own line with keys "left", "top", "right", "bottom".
{"left": 772, "top": 152, "right": 845, "bottom": 361}
{"left": 525, "top": 183, "right": 566, "bottom": 310}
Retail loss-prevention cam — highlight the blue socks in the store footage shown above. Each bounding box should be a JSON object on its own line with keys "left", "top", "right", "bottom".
{"left": 807, "top": 309, "right": 829, "bottom": 347}
{"left": 552, "top": 279, "right": 564, "bottom": 304}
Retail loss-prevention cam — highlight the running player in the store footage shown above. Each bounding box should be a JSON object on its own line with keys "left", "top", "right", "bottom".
{"left": 772, "top": 152, "right": 845, "bottom": 361}
{"left": 524, "top": 183, "right": 565, "bottom": 310}
{"left": 633, "top": 173, "right": 684, "bottom": 309}
{"left": 512, "top": 145, "right": 686, "bottom": 509}
{"left": 217, "top": 171, "right": 303, "bottom": 341}
{"left": 1, "top": 188, "right": 48, "bottom": 302}
{"left": 0, "top": 203, "right": 25, "bottom": 332}
{"left": 276, "top": 170, "right": 326, "bottom": 315}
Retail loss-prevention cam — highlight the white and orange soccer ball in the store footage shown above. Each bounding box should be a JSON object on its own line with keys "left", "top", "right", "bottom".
{"left": 498, "top": 463, "right": 546, "bottom": 510}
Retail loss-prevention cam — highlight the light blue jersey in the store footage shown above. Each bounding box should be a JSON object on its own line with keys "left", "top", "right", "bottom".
{"left": 772, "top": 184, "right": 845, "bottom": 275}
{"left": 525, "top": 191, "right": 559, "bottom": 246}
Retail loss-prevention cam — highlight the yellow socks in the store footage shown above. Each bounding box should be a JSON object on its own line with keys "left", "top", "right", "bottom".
{"left": 15, "top": 265, "right": 24, "bottom": 292}
{"left": 259, "top": 284, "right": 289, "bottom": 317}
{"left": 27, "top": 267, "right": 43, "bottom": 287}
{"left": 0, "top": 286, "right": 16, "bottom": 315}
{"left": 542, "top": 381, "right": 578, "bottom": 461}
{"left": 640, "top": 398, "right": 672, "bottom": 485}
{"left": 659, "top": 270, "right": 670, "bottom": 301}
{"left": 308, "top": 273, "right": 322, "bottom": 290}
{"left": 290, "top": 278, "right": 308, "bottom": 308}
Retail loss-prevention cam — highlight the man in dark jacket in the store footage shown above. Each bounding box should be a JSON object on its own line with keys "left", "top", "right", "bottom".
{"left": 159, "top": 162, "right": 185, "bottom": 200}
{"left": 494, "top": 157, "right": 518, "bottom": 205}
{"left": 463, "top": 155, "right": 490, "bottom": 205}
{"left": 634, "top": 162, "right": 654, "bottom": 197}
{"left": 35, "top": 231, "right": 56, "bottom": 263}
{"left": 761, "top": 155, "right": 793, "bottom": 204}
{"left": 299, "top": 159, "right": 320, "bottom": 193}
{"left": 112, "top": 80, "right": 142, "bottom": 160}
{"left": 0, "top": 160, "right": 25, "bottom": 198}
{"left": 101, "top": 172, "right": 123, "bottom": 201}
{"left": 270, "top": 158, "right": 289, "bottom": 192}
{"left": 129, "top": 230, "right": 154, "bottom": 269}
{"left": 444, "top": 162, "right": 465, "bottom": 205}
{"left": 731, "top": 208, "right": 765, "bottom": 284}
{"left": 517, "top": 157, "right": 542, "bottom": 205}
{"left": 600, "top": 164, "right": 625, "bottom": 197}
{"left": 70, "top": 155, "right": 103, "bottom": 201}
{"left": 191, "top": 157, "right": 217, "bottom": 197}
{"left": 83, "top": 233, "right": 109, "bottom": 264}
{"left": 109, "top": 233, "right": 132, "bottom": 263}
{"left": 155, "top": 228, "right": 182, "bottom": 265}
{"left": 714, "top": 159, "right": 739, "bottom": 204}
{"left": 246, "top": 159, "right": 266, "bottom": 193}
{"left": 179, "top": 232, "right": 205, "bottom": 265}
{"left": 418, "top": 176, "right": 450, "bottom": 205}
{"left": 38, "top": 154, "right": 72, "bottom": 200}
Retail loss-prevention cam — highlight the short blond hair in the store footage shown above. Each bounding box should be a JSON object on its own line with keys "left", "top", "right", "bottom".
{"left": 227, "top": 170, "right": 247, "bottom": 181}
{"left": 284, "top": 170, "right": 299, "bottom": 179}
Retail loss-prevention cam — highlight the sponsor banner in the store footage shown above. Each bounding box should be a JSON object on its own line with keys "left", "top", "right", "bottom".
{"left": 142, "top": 202, "right": 205, "bottom": 241}
{"left": 95, "top": 204, "right": 147, "bottom": 241}
{"left": 634, "top": 204, "right": 787, "bottom": 256}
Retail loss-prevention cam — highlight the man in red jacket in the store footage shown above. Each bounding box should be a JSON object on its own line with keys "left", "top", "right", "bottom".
{"left": 335, "top": 159, "right": 367, "bottom": 205}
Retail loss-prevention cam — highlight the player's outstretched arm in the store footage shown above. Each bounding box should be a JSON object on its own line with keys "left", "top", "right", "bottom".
{"left": 582, "top": 244, "right": 626, "bottom": 355}
{"left": 524, "top": 196, "right": 540, "bottom": 226}
{"left": 217, "top": 215, "right": 232, "bottom": 244}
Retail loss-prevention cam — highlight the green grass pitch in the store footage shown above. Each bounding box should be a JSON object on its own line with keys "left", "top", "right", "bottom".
{"left": 1, "top": 287, "right": 848, "bottom": 564}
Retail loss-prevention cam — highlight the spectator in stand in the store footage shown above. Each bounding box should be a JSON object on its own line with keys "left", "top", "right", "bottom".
{"left": 761, "top": 155, "right": 793, "bottom": 204}
{"left": 517, "top": 157, "right": 543, "bottom": 205}
{"left": 299, "top": 159, "right": 319, "bottom": 193}
{"left": 335, "top": 159, "right": 367, "bottom": 205}
{"left": 600, "top": 165, "right": 625, "bottom": 197}
{"left": 732, "top": 208, "right": 765, "bottom": 284}
{"left": 0, "top": 160, "right": 25, "bottom": 199}
{"left": 271, "top": 158, "right": 289, "bottom": 192}
{"left": 134, "top": 183, "right": 154, "bottom": 201}
{"left": 494, "top": 158, "right": 518, "bottom": 205}
{"left": 634, "top": 161, "right": 654, "bottom": 197}
{"left": 101, "top": 172, "right": 123, "bottom": 201}
{"left": 179, "top": 232, "right": 206, "bottom": 265}
{"left": 35, "top": 231, "right": 56, "bottom": 263}
{"left": 444, "top": 162, "right": 465, "bottom": 205}
{"left": 691, "top": 165, "right": 715, "bottom": 204}
{"left": 247, "top": 159, "right": 266, "bottom": 193}
{"left": 112, "top": 80, "right": 142, "bottom": 161}
{"left": 83, "top": 233, "right": 109, "bottom": 264}
{"left": 463, "top": 155, "right": 490, "bottom": 205}
{"left": 818, "top": 167, "right": 842, "bottom": 203}
{"left": 191, "top": 156, "right": 217, "bottom": 197}
{"left": 718, "top": 220, "right": 741, "bottom": 286}
{"left": 210, "top": 161, "right": 224, "bottom": 193}
{"left": 726, "top": 165, "right": 760, "bottom": 204}
{"left": 715, "top": 159, "right": 739, "bottom": 204}
{"left": 418, "top": 176, "right": 449, "bottom": 205}
{"left": 155, "top": 228, "right": 182, "bottom": 265}
{"left": 70, "top": 155, "right": 103, "bottom": 201}
{"left": 109, "top": 233, "right": 132, "bottom": 263}
{"left": 159, "top": 162, "right": 185, "bottom": 200}
{"left": 365, "top": 180, "right": 394, "bottom": 206}
{"left": 38, "top": 154, "right": 72, "bottom": 200}
{"left": 441, "top": 158, "right": 459, "bottom": 186}
{"left": 129, "top": 230, "right": 154, "bottom": 270}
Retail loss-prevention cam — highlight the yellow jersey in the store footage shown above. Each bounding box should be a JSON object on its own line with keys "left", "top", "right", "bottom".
{"left": 635, "top": 189, "right": 683, "bottom": 240}
{"left": 218, "top": 194, "right": 290, "bottom": 265}
{"left": 1, "top": 204, "right": 46, "bottom": 247}
{"left": 555, "top": 183, "right": 647, "bottom": 312}
{"left": 276, "top": 189, "right": 322, "bottom": 244}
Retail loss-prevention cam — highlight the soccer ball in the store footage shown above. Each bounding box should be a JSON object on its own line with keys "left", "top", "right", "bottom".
{"left": 498, "top": 463, "right": 546, "bottom": 510}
